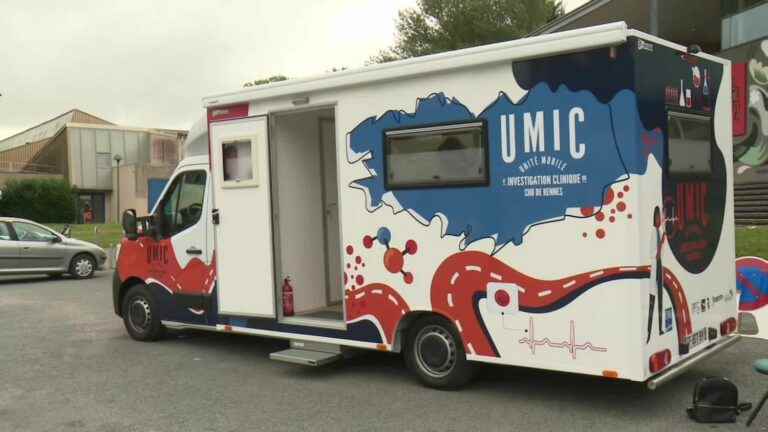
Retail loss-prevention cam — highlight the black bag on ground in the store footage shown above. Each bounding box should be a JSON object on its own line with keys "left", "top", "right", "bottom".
{"left": 687, "top": 377, "right": 752, "bottom": 423}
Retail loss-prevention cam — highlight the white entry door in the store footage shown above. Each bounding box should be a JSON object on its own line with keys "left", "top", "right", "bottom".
{"left": 210, "top": 116, "right": 275, "bottom": 317}
{"left": 320, "top": 119, "right": 342, "bottom": 305}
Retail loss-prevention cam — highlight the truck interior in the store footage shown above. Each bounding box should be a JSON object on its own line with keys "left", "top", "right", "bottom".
{"left": 270, "top": 106, "right": 343, "bottom": 324}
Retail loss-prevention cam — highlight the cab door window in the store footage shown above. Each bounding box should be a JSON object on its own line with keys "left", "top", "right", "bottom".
{"left": 0, "top": 223, "right": 12, "bottom": 240}
{"left": 158, "top": 170, "right": 206, "bottom": 238}
{"left": 13, "top": 222, "right": 58, "bottom": 242}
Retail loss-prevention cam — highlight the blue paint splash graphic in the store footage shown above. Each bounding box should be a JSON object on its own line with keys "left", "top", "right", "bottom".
{"left": 347, "top": 84, "right": 662, "bottom": 251}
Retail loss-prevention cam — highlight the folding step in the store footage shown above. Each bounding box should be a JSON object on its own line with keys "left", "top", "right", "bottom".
{"left": 269, "top": 341, "right": 343, "bottom": 366}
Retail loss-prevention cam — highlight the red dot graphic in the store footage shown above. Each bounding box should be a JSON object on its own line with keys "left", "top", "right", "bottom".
{"left": 363, "top": 235, "right": 374, "bottom": 249}
{"left": 355, "top": 275, "right": 364, "bottom": 286}
{"left": 495, "top": 289, "right": 511, "bottom": 307}
{"left": 618, "top": 192, "right": 624, "bottom": 199}
{"left": 405, "top": 239, "right": 418, "bottom": 254}
{"left": 616, "top": 201, "right": 627, "bottom": 212}
{"left": 611, "top": 209, "right": 616, "bottom": 214}
{"left": 595, "top": 212, "right": 605, "bottom": 222}
{"left": 346, "top": 263, "right": 351, "bottom": 269}
{"left": 581, "top": 207, "right": 595, "bottom": 217}
{"left": 603, "top": 188, "right": 615, "bottom": 205}
{"left": 344, "top": 273, "right": 348, "bottom": 284}
{"left": 355, "top": 256, "right": 362, "bottom": 264}
{"left": 596, "top": 229, "right": 606, "bottom": 239}
{"left": 582, "top": 232, "right": 588, "bottom": 238}
{"left": 609, "top": 216, "right": 616, "bottom": 223}
{"left": 628, "top": 214, "right": 633, "bottom": 219}
{"left": 623, "top": 185, "right": 630, "bottom": 192}
{"left": 403, "top": 272, "right": 414, "bottom": 284}
{"left": 346, "top": 245, "right": 354, "bottom": 255}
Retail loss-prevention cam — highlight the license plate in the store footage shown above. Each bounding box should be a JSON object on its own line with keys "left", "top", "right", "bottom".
{"left": 688, "top": 328, "right": 708, "bottom": 349}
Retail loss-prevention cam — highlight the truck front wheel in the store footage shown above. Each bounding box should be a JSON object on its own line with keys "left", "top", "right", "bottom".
{"left": 122, "top": 284, "right": 165, "bottom": 341}
{"left": 404, "top": 315, "right": 475, "bottom": 389}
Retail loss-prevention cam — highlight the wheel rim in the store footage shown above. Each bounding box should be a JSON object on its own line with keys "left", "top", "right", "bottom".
{"left": 74, "top": 257, "right": 93, "bottom": 277}
{"left": 128, "top": 297, "right": 152, "bottom": 333}
{"left": 414, "top": 325, "right": 457, "bottom": 378}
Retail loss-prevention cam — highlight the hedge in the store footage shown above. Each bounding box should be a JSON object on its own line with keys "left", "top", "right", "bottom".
{"left": 0, "top": 178, "right": 76, "bottom": 223}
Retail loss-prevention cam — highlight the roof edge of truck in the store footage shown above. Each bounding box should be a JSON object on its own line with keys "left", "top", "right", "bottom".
{"left": 203, "top": 21, "right": 630, "bottom": 108}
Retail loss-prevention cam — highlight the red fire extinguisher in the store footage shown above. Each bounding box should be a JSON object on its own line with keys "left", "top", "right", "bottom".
{"left": 282, "top": 276, "right": 294, "bottom": 317}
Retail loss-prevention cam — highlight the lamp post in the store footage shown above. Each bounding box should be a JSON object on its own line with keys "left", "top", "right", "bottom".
{"left": 114, "top": 154, "right": 123, "bottom": 223}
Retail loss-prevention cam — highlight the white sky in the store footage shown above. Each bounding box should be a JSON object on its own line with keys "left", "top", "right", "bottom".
{"left": 0, "top": 0, "right": 589, "bottom": 140}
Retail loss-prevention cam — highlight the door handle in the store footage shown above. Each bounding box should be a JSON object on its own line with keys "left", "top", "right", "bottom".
{"left": 186, "top": 247, "right": 203, "bottom": 255}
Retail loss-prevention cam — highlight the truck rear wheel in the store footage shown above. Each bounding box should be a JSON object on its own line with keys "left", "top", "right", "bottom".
{"left": 122, "top": 284, "right": 165, "bottom": 341}
{"left": 404, "top": 315, "right": 475, "bottom": 389}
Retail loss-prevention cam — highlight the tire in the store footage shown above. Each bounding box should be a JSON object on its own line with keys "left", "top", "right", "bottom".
{"left": 121, "top": 284, "right": 165, "bottom": 341}
{"left": 68, "top": 253, "right": 96, "bottom": 279}
{"left": 404, "top": 315, "right": 476, "bottom": 389}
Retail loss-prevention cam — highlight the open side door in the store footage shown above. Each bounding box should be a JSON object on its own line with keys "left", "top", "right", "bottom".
{"left": 209, "top": 115, "right": 276, "bottom": 318}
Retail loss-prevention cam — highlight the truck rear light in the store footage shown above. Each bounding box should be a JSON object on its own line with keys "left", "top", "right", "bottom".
{"left": 649, "top": 349, "right": 671, "bottom": 374}
{"left": 720, "top": 317, "right": 737, "bottom": 336}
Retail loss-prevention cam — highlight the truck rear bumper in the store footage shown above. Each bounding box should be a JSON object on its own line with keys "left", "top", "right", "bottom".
{"left": 646, "top": 334, "right": 741, "bottom": 390}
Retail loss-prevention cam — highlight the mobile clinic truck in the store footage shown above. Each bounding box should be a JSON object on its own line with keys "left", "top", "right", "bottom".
{"left": 115, "top": 22, "right": 740, "bottom": 389}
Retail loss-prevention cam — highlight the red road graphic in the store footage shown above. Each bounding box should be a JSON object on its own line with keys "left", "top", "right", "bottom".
{"left": 346, "top": 283, "right": 410, "bottom": 344}
{"left": 430, "top": 251, "right": 692, "bottom": 357}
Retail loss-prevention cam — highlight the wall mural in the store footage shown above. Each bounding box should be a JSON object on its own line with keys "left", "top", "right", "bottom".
{"left": 722, "top": 39, "right": 768, "bottom": 341}
{"left": 724, "top": 39, "right": 768, "bottom": 183}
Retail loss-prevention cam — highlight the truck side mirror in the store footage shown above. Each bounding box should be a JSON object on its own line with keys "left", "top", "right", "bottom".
{"left": 122, "top": 209, "right": 139, "bottom": 240}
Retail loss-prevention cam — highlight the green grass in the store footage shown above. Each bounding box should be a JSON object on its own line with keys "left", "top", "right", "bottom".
{"left": 47, "top": 223, "right": 123, "bottom": 249}
{"left": 736, "top": 226, "right": 768, "bottom": 259}
{"left": 39, "top": 223, "right": 768, "bottom": 257}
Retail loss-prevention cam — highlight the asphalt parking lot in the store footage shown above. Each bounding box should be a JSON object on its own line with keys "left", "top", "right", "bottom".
{"left": 1, "top": 271, "right": 768, "bottom": 432}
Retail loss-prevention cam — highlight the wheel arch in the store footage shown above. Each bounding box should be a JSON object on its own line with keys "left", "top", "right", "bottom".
{"left": 114, "top": 276, "right": 146, "bottom": 317}
{"left": 391, "top": 310, "right": 460, "bottom": 353}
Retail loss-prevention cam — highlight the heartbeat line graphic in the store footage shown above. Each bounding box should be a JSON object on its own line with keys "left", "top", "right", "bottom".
{"left": 518, "top": 317, "right": 607, "bottom": 359}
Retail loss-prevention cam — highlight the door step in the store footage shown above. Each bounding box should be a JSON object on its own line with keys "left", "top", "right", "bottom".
{"left": 269, "top": 340, "right": 343, "bottom": 366}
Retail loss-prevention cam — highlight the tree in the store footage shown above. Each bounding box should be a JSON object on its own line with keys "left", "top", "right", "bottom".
{"left": 243, "top": 75, "right": 288, "bottom": 88}
{"left": 371, "top": 0, "right": 563, "bottom": 63}
{"left": 0, "top": 178, "right": 76, "bottom": 223}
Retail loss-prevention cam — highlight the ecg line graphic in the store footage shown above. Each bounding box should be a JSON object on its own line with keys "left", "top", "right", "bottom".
{"left": 518, "top": 317, "right": 607, "bottom": 359}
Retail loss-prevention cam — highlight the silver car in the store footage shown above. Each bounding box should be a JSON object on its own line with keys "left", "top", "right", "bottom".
{"left": 0, "top": 217, "right": 107, "bottom": 278}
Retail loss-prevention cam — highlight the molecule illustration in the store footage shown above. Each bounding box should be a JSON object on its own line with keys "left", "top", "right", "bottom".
{"left": 363, "top": 227, "right": 417, "bottom": 284}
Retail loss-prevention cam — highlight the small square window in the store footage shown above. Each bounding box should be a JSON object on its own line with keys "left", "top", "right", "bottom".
{"left": 222, "top": 139, "right": 255, "bottom": 184}
{"left": 667, "top": 112, "right": 712, "bottom": 178}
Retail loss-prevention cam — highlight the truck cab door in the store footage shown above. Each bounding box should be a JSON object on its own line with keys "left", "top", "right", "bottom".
{"left": 152, "top": 168, "right": 211, "bottom": 310}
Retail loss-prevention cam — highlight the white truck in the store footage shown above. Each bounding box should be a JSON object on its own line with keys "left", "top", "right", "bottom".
{"left": 114, "top": 22, "right": 739, "bottom": 389}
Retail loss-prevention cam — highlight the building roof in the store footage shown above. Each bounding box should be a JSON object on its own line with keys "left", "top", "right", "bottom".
{"left": 529, "top": 0, "right": 614, "bottom": 36}
{"left": 0, "top": 109, "right": 113, "bottom": 152}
